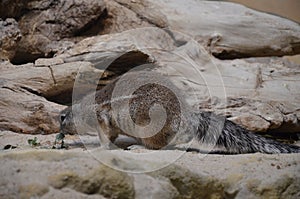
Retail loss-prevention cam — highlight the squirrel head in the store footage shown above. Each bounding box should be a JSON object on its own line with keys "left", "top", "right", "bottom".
{"left": 59, "top": 106, "right": 77, "bottom": 135}
{"left": 59, "top": 102, "right": 112, "bottom": 135}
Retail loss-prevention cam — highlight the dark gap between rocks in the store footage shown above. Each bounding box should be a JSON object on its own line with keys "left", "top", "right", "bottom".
{"left": 45, "top": 51, "right": 151, "bottom": 106}
{"left": 95, "top": 51, "right": 151, "bottom": 90}
{"left": 212, "top": 51, "right": 254, "bottom": 60}
{"left": 46, "top": 88, "right": 74, "bottom": 106}
{"left": 74, "top": 8, "right": 112, "bottom": 37}
{"left": 102, "top": 51, "right": 151, "bottom": 75}
{"left": 21, "top": 85, "right": 74, "bottom": 106}
{"left": 20, "top": 86, "right": 42, "bottom": 97}
{"left": 262, "top": 127, "right": 300, "bottom": 144}
{"left": 10, "top": 51, "right": 54, "bottom": 65}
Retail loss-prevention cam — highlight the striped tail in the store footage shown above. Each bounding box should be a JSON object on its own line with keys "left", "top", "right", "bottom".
{"left": 193, "top": 111, "right": 300, "bottom": 154}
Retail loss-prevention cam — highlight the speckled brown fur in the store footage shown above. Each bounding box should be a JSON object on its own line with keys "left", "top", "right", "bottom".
{"left": 59, "top": 75, "right": 300, "bottom": 153}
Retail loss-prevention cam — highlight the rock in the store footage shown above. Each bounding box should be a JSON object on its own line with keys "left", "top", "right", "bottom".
{"left": 0, "top": 0, "right": 55, "bottom": 19}
{"left": 48, "top": 166, "right": 134, "bottom": 198}
{"left": 9, "top": 0, "right": 106, "bottom": 64}
{"left": 0, "top": 60, "right": 109, "bottom": 133}
{"left": 35, "top": 57, "right": 64, "bottom": 67}
{"left": 0, "top": 62, "right": 62, "bottom": 134}
{"left": 101, "top": 0, "right": 162, "bottom": 35}
{"left": 133, "top": 174, "right": 179, "bottom": 198}
{"left": 20, "top": 0, "right": 105, "bottom": 41}
{"left": 0, "top": 0, "right": 27, "bottom": 19}
{"left": 155, "top": 40, "right": 300, "bottom": 133}
{"left": 0, "top": 86, "right": 64, "bottom": 134}
{"left": 0, "top": 148, "right": 299, "bottom": 198}
{"left": 148, "top": 0, "right": 300, "bottom": 58}
{"left": 3, "top": 0, "right": 300, "bottom": 64}
{"left": 98, "top": 0, "right": 168, "bottom": 34}
{"left": 44, "top": 188, "right": 106, "bottom": 199}
{"left": 0, "top": 18, "right": 22, "bottom": 61}
{"left": 202, "top": 57, "right": 300, "bottom": 133}
{"left": 19, "top": 183, "right": 49, "bottom": 199}
{"left": 153, "top": 166, "right": 229, "bottom": 198}
{"left": 2, "top": 0, "right": 168, "bottom": 64}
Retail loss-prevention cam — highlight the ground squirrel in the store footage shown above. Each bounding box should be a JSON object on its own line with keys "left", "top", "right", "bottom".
{"left": 59, "top": 73, "right": 300, "bottom": 154}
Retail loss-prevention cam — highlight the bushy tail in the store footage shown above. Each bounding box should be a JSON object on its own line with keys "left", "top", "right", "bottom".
{"left": 192, "top": 112, "right": 300, "bottom": 154}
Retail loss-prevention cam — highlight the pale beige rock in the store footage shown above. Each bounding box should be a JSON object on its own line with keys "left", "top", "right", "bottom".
{"left": 43, "top": 188, "right": 106, "bottom": 199}
{"left": 0, "top": 86, "right": 64, "bottom": 134}
{"left": 0, "top": 147, "right": 299, "bottom": 199}
{"left": 35, "top": 57, "right": 64, "bottom": 67}
{"left": 149, "top": 0, "right": 300, "bottom": 58}
{"left": 4, "top": 0, "right": 300, "bottom": 64}
{"left": 0, "top": 61, "right": 105, "bottom": 133}
{"left": 93, "top": 0, "right": 300, "bottom": 58}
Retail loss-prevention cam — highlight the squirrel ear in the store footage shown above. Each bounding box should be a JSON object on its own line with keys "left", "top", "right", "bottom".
{"left": 100, "top": 113, "right": 110, "bottom": 126}
{"left": 103, "top": 115, "right": 110, "bottom": 126}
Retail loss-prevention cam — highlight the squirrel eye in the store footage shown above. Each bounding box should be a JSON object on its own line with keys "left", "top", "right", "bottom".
{"left": 60, "top": 114, "right": 66, "bottom": 122}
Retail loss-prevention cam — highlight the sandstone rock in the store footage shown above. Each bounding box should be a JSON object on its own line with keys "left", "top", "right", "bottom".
{"left": 149, "top": 0, "right": 300, "bottom": 58}
{"left": 19, "top": 183, "right": 49, "bottom": 199}
{"left": 1, "top": 0, "right": 166, "bottom": 64}
{"left": 0, "top": 86, "right": 64, "bottom": 134}
{"left": 0, "top": 61, "right": 105, "bottom": 134}
{"left": 0, "top": 148, "right": 299, "bottom": 199}
{"left": 0, "top": 61, "right": 60, "bottom": 134}
{"left": 200, "top": 57, "right": 300, "bottom": 133}
{"left": 0, "top": 18, "right": 22, "bottom": 61}
{"left": 43, "top": 188, "right": 106, "bottom": 199}
{"left": 3, "top": 0, "right": 300, "bottom": 64}
{"left": 48, "top": 166, "right": 134, "bottom": 198}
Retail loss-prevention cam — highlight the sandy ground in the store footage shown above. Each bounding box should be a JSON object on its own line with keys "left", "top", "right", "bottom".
{"left": 228, "top": 0, "right": 300, "bottom": 23}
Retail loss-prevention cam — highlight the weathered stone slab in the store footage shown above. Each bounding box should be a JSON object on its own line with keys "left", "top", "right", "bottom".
{"left": 103, "top": 0, "right": 300, "bottom": 58}
{"left": 0, "top": 146, "right": 299, "bottom": 199}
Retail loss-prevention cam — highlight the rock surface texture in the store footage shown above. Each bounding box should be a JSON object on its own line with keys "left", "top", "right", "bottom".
{"left": 0, "top": 136, "right": 299, "bottom": 199}
{"left": 0, "top": 18, "right": 21, "bottom": 61}
{"left": 0, "top": 0, "right": 300, "bottom": 198}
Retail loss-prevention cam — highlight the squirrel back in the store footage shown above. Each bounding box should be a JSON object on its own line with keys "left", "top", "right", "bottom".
{"left": 59, "top": 75, "right": 300, "bottom": 153}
